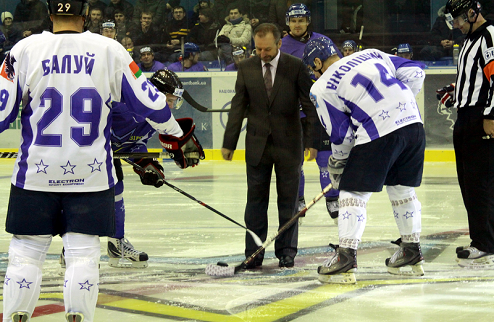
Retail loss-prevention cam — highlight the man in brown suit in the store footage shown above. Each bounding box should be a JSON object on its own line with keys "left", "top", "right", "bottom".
{"left": 221, "top": 23, "right": 316, "bottom": 268}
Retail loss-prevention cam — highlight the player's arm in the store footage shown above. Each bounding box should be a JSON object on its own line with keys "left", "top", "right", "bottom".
{"left": 0, "top": 53, "right": 21, "bottom": 133}
{"left": 389, "top": 55, "right": 426, "bottom": 97}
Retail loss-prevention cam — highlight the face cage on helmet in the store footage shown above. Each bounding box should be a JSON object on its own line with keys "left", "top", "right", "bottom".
{"left": 445, "top": 11, "right": 469, "bottom": 29}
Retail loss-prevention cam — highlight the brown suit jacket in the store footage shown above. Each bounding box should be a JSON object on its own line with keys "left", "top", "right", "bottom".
{"left": 223, "top": 52, "right": 316, "bottom": 166}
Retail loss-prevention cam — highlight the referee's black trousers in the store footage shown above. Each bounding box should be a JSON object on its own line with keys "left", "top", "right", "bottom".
{"left": 454, "top": 106, "right": 494, "bottom": 253}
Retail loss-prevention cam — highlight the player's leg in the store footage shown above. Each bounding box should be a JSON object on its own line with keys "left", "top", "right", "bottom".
{"left": 3, "top": 235, "right": 52, "bottom": 321}
{"left": 385, "top": 185, "right": 424, "bottom": 276}
{"left": 108, "top": 180, "right": 149, "bottom": 268}
{"left": 62, "top": 233, "right": 100, "bottom": 322}
{"left": 316, "top": 150, "right": 339, "bottom": 224}
{"left": 318, "top": 190, "right": 371, "bottom": 284}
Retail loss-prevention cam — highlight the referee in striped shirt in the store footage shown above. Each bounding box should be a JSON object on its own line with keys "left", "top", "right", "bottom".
{"left": 442, "top": 0, "right": 494, "bottom": 267}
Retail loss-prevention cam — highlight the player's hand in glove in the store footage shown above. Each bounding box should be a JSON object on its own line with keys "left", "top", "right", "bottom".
{"left": 159, "top": 118, "right": 205, "bottom": 169}
{"left": 217, "top": 35, "right": 230, "bottom": 43}
{"left": 328, "top": 155, "right": 347, "bottom": 190}
{"left": 133, "top": 158, "right": 165, "bottom": 188}
{"left": 436, "top": 83, "right": 455, "bottom": 108}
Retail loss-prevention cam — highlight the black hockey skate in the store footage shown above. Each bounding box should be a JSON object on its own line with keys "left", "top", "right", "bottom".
{"left": 326, "top": 197, "right": 339, "bottom": 224}
{"left": 456, "top": 246, "right": 494, "bottom": 269}
{"left": 385, "top": 238, "right": 424, "bottom": 276}
{"left": 318, "top": 245, "right": 357, "bottom": 284}
{"left": 108, "top": 237, "right": 149, "bottom": 268}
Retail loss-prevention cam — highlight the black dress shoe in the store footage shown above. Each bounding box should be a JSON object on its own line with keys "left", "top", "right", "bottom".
{"left": 241, "top": 256, "right": 263, "bottom": 269}
{"left": 279, "top": 255, "right": 294, "bottom": 268}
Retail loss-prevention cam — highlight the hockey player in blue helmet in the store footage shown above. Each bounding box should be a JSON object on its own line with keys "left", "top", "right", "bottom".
{"left": 280, "top": 4, "right": 342, "bottom": 224}
{"left": 303, "top": 37, "right": 426, "bottom": 284}
{"left": 397, "top": 43, "right": 413, "bottom": 60}
{"left": 167, "top": 42, "right": 209, "bottom": 72}
{"left": 342, "top": 39, "right": 357, "bottom": 56}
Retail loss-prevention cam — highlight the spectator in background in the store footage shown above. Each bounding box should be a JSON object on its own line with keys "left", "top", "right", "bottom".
{"left": 0, "top": 12, "right": 22, "bottom": 60}
{"left": 217, "top": 5, "right": 252, "bottom": 65}
{"left": 165, "top": 0, "right": 182, "bottom": 19}
{"left": 121, "top": 36, "right": 138, "bottom": 62}
{"left": 14, "top": 0, "right": 51, "bottom": 37}
{"left": 341, "top": 39, "right": 357, "bottom": 56}
{"left": 133, "top": 0, "right": 167, "bottom": 28}
{"left": 214, "top": 0, "right": 241, "bottom": 26}
{"left": 165, "top": 6, "right": 191, "bottom": 61}
{"left": 88, "top": 0, "right": 108, "bottom": 16}
{"left": 396, "top": 43, "right": 413, "bottom": 60}
{"left": 419, "top": 5, "right": 465, "bottom": 61}
{"left": 269, "top": 0, "right": 311, "bottom": 36}
{"left": 339, "top": 0, "right": 363, "bottom": 34}
{"left": 100, "top": 20, "right": 117, "bottom": 40}
{"left": 225, "top": 45, "right": 248, "bottom": 71}
{"left": 245, "top": 0, "right": 271, "bottom": 29}
{"left": 188, "top": 8, "right": 220, "bottom": 61}
{"left": 132, "top": 11, "right": 162, "bottom": 46}
{"left": 168, "top": 42, "right": 208, "bottom": 71}
{"left": 137, "top": 46, "right": 167, "bottom": 72}
{"left": 86, "top": 7, "right": 104, "bottom": 33}
{"left": 106, "top": 0, "right": 134, "bottom": 22}
{"left": 113, "top": 9, "right": 137, "bottom": 42}
{"left": 191, "top": 0, "right": 214, "bottom": 24}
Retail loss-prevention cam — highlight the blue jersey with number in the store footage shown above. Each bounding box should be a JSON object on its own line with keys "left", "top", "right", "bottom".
{"left": 309, "top": 49, "right": 425, "bottom": 159}
{"left": 0, "top": 31, "right": 183, "bottom": 192}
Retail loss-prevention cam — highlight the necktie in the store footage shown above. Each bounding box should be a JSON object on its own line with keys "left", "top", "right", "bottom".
{"left": 264, "top": 63, "right": 273, "bottom": 98}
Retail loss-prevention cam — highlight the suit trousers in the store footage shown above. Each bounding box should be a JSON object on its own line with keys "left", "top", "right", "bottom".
{"left": 453, "top": 106, "right": 494, "bottom": 253}
{"left": 244, "top": 136, "right": 301, "bottom": 260}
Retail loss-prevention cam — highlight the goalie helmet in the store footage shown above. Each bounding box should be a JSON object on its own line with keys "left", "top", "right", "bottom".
{"left": 150, "top": 69, "right": 184, "bottom": 108}
{"left": 444, "top": 0, "right": 481, "bottom": 29}
{"left": 302, "top": 37, "right": 338, "bottom": 69}
{"left": 47, "top": 0, "right": 88, "bottom": 16}
{"left": 286, "top": 3, "right": 311, "bottom": 25}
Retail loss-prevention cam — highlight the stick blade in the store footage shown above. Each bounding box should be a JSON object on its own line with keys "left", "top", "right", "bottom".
{"left": 205, "top": 263, "right": 235, "bottom": 277}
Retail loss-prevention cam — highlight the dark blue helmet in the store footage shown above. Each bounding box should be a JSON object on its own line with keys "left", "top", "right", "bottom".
{"left": 397, "top": 43, "right": 413, "bottom": 54}
{"left": 342, "top": 40, "right": 357, "bottom": 51}
{"left": 303, "top": 37, "right": 338, "bottom": 69}
{"left": 47, "top": 0, "right": 88, "bottom": 16}
{"left": 184, "top": 42, "right": 200, "bottom": 54}
{"left": 286, "top": 3, "right": 311, "bottom": 25}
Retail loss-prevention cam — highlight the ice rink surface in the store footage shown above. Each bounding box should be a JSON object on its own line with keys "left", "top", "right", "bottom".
{"left": 0, "top": 158, "right": 493, "bottom": 321}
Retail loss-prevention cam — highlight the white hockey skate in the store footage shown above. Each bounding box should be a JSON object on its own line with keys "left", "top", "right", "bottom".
{"left": 456, "top": 246, "right": 494, "bottom": 269}
{"left": 318, "top": 245, "right": 357, "bottom": 284}
{"left": 65, "top": 312, "right": 84, "bottom": 322}
{"left": 107, "top": 237, "right": 149, "bottom": 268}
{"left": 11, "top": 312, "right": 29, "bottom": 322}
{"left": 326, "top": 197, "right": 339, "bottom": 225}
{"left": 385, "top": 239, "right": 424, "bottom": 276}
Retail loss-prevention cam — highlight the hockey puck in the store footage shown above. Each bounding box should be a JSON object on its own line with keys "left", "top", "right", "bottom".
{"left": 217, "top": 261, "right": 229, "bottom": 267}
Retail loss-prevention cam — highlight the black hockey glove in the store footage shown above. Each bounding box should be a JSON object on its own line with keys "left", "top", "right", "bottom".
{"left": 217, "top": 35, "right": 231, "bottom": 44}
{"left": 436, "top": 83, "right": 455, "bottom": 108}
{"left": 133, "top": 158, "right": 165, "bottom": 188}
{"left": 159, "top": 118, "right": 205, "bottom": 169}
{"left": 328, "top": 155, "right": 347, "bottom": 190}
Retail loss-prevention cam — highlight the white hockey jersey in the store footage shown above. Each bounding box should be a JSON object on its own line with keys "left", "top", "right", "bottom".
{"left": 309, "top": 49, "right": 425, "bottom": 159}
{"left": 0, "top": 31, "right": 183, "bottom": 192}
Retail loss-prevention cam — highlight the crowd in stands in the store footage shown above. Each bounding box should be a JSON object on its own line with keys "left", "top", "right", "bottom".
{"left": 1, "top": 0, "right": 493, "bottom": 68}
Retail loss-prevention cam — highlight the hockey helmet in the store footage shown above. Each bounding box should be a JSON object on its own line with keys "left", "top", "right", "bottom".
{"left": 286, "top": 3, "right": 311, "bottom": 25}
{"left": 397, "top": 43, "right": 413, "bottom": 54}
{"left": 150, "top": 69, "right": 184, "bottom": 108}
{"left": 444, "top": 0, "right": 481, "bottom": 29}
{"left": 101, "top": 20, "right": 116, "bottom": 30}
{"left": 232, "top": 46, "right": 247, "bottom": 57}
{"left": 47, "top": 0, "right": 88, "bottom": 16}
{"left": 342, "top": 40, "right": 357, "bottom": 51}
{"left": 303, "top": 37, "right": 338, "bottom": 69}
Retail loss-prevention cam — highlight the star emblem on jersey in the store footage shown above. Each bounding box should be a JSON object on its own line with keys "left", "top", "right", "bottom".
{"left": 379, "top": 110, "right": 390, "bottom": 120}
{"left": 4, "top": 275, "right": 10, "bottom": 285}
{"left": 346, "top": 132, "right": 355, "bottom": 143}
{"left": 414, "top": 70, "right": 423, "bottom": 78}
{"left": 396, "top": 102, "right": 406, "bottom": 112}
{"left": 334, "top": 150, "right": 348, "bottom": 158}
{"left": 88, "top": 158, "right": 103, "bottom": 172}
{"left": 356, "top": 214, "right": 365, "bottom": 222}
{"left": 61, "top": 161, "right": 76, "bottom": 175}
{"left": 17, "top": 278, "right": 33, "bottom": 289}
{"left": 36, "top": 160, "right": 49, "bottom": 174}
{"left": 394, "top": 210, "right": 399, "bottom": 219}
{"left": 64, "top": 280, "right": 68, "bottom": 287}
{"left": 79, "top": 280, "right": 94, "bottom": 291}
{"left": 321, "top": 170, "right": 329, "bottom": 178}
{"left": 410, "top": 100, "right": 417, "bottom": 109}
{"left": 342, "top": 211, "right": 351, "bottom": 220}
{"left": 404, "top": 211, "right": 414, "bottom": 219}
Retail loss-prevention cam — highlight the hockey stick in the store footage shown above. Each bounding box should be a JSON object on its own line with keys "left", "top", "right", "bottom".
{"left": 0, "top": 151, "right": 199, "bottom": 160}
{"left": 122, "top": 158, "right": 263, "bottom": 247}
{"left": 181, "top": 90, "right": 230, "bottom": 113}
{"left": 205, "top": 183, "right": 333, "bottom": 277}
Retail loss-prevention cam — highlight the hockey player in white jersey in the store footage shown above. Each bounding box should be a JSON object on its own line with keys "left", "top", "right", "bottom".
{"left": 0, "top": 1, "right": 201, "bottom": 321}
{"left": 302, "top": 38, "right": 426, "bottom": 284}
